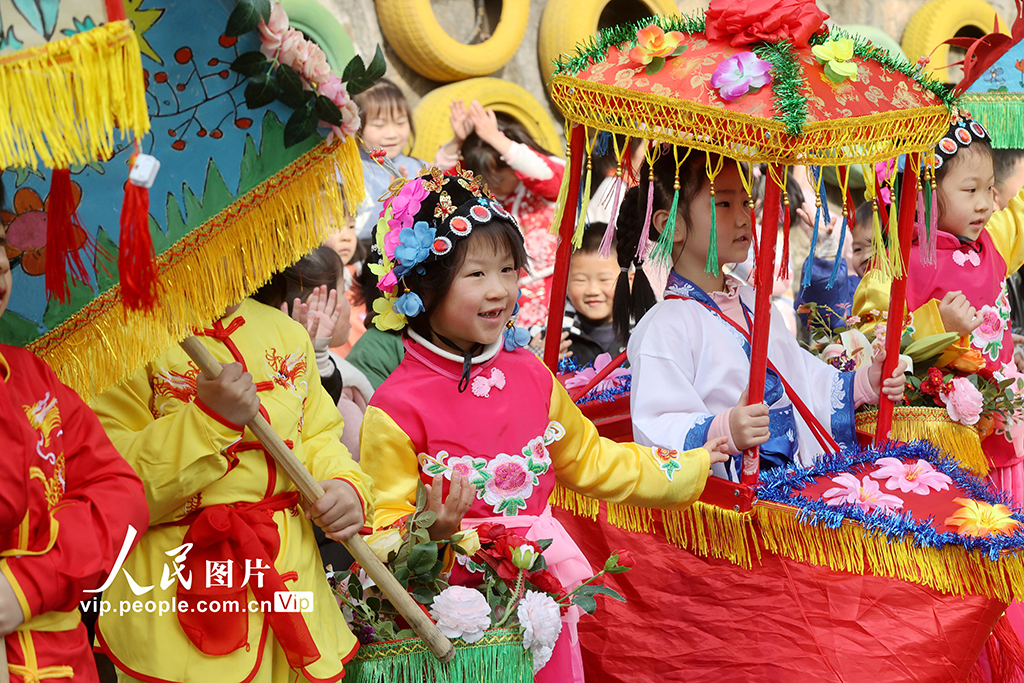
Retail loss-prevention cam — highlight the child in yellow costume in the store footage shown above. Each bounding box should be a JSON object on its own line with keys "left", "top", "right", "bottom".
{"left": 92, "top": 297, "right": 373, "bottom": 683}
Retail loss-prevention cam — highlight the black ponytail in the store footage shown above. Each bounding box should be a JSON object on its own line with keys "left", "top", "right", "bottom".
{"left": 611, "top": 146, "right": 712, "bottom": 345}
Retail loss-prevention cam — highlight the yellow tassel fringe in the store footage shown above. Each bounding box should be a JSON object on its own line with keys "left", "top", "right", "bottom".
{"left": 0, "top": 20, "right": 150, "bottom": 169}
{"left": 856, "top": 406, "right": 989, "bottom": 476}
{"left": 548, "top": 485, "right": 599, "bottom": 520}
{"left": 29, "top": 138, "right": 365, "bottom": 400}
{"left": 550, "top": 494, "right": 1024, "bottom": 601}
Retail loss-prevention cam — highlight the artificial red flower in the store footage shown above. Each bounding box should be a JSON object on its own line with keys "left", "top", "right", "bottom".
{"left": 612, "top": 548, "right": 635, "bottom": 569}
{"left": 704, "top": 0, "right": 829, "bottom": 49}
{"left": 528, "top": 569, "right": 567, "bottom": 600}
{"left": 473, "top": 523, "right": 542, "bottom": 583}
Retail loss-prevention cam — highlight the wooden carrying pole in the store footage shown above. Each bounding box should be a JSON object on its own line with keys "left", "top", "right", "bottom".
{"left": 178, "top": 336, "right": 456, "bottom": 664}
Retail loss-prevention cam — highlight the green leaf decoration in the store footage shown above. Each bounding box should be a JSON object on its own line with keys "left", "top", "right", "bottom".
{"left": 225, "top": 0, "right": 270, "bottom": 38}
{"left": 416, "top": 511, "right": 438, "bottom": 528}
{"left": 282, "top": 104, "right": 317, "bottom": 147}
{"left": 407, "top": 543, "right": 438, "bottom": 575}
{"left": 314, "top": 95, "right": 343, "bottom": 126}
{"left": 671, "top": 44, "right": 687, "bottom": 57}
{"left": 231, "top": 51, "right": 269, "bottom": 77}
{"left": 577, "top": 585, "right": 626, "bottom": 602}
{"left": 276, "top": 63, "right": 304, "bottom": 101}
{"left": 365, "top": 45, "right": 387, "bottom": 81}
{"left": 644, "top": 56, "right": 665, "bottom": 76}
{"left": 244, "top": 71, "right": 279, "bottom": 109}
{"left": 571, "top": 595, "right": 597, "bottom": 614}
{"left": 823, "top": 61, "right": 846, "bottom": 83}
{"left": 342, "top": 54, "right": 365, "bottom": 84}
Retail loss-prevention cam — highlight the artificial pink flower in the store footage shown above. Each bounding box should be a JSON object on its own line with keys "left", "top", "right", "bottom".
{"left": 823, "top": 472, "right": 904, "bottom": 514}
{"left": 870, "top": 457, "right": 952, "bottom": 495}
{"left": 377, "top": 270, "right": 397, "bottom": 293}
{"left": 383, "top": 226, "right": 402, "bottom": 261}
{"left": 301, "top": 44, "right": 331, "bottom": 86}
{"left": 257, "top": 2, "right": 289, "bottom": 56}
{"left": 709, "top": 51, "right": 772, "bottom": 101}
{"left": 564, "top": 352, "right": 630, "bottom": 393}
{"left": 627, "top": 25, "right": 685, "bottom": 66}
{"left": 318, "top": 75, "right": 349, "bottom": 107}
{"left": 276, "top": 28, "right": 308, "bottom": 69}
{"left": 389, "top": 179, "right": 429, "bottom": 231}
{"left": 430, "top": 586, "right": 492, "bottom": 643}
{"left": 941, "top": 377, "right": 984, "bottom": 426}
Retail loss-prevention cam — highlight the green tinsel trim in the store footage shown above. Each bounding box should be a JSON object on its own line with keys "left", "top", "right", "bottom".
{"left": 651, "top": 186, "right": 679, "bottom": 265}
{"left": 811, "top": 27, "right": 955, "bottom": 108}
{"left": 344, "top": 627, "right": 533, "bottom": 683}
{"left": 960, "top": 96, "right": 1024, "bottom": 148}
{"left": 551, "top": 12, "right": 705, "bottom": 77}
{"left": 754, "top": 41, "right": 807, "bottom": 137}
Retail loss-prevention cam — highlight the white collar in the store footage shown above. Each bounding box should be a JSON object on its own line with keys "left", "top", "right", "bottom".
{"left": 408, "top": 329, "right": 502, "bottom": 365}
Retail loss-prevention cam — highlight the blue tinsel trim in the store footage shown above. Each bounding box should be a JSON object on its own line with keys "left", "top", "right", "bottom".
{"left": 756, "top": 440, "right": 1024, "bottom": 561}
{"left": 575, "top": 375, "right": 632, "bottom": 406}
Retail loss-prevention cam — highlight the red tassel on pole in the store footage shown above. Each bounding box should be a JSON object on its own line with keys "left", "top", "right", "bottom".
{"left": 119, "top": 184, "right": 159, "bottom": 310}
{"left": 45, "top": 168, "right": 89, "bottom": 303}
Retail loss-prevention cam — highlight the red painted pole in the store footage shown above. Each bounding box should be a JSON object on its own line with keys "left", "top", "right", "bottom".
{"left": 743, "top": 164, "right": 782, "bottom": 485}
{"left": 875, "top": 154, "right": 920, "bottom": 441}
{"left": 543, "top": 125, "right": 586, "bottom": 371}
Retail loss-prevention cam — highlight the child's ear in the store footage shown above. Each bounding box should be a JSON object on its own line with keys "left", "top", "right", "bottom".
{"left": 651, "top": 208, "right": 686, "bottom": 243}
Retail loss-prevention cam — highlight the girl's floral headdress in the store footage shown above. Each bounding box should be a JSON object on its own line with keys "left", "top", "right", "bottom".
{"left": 934, "top": 110, "right": 989, "bottom": 169}
{"left": 368, "top": 166, "right": 521, "bottom": 332}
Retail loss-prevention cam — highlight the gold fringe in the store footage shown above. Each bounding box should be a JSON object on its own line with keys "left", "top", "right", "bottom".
{"left": 548, "top": 75, "right": 950, "bottom": 167}
{"left": 548, "top": 484, "right": 599, "bottom": 520}
{"left": 551, "top": 491, "right": 1024, "bottom": 601}
{"left": 29, "top": 138, "right": 365, "bottom": 400}
{"left": 0, "top": 20, "right": 149, "bottom": 169}
{"left": 856, "top": 406, "right": 989, "bottom": 476}
{"left": 754, "top": 502, "right": 1024, "bottom": 603}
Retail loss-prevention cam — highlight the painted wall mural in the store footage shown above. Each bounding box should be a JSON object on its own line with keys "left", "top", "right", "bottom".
{"left": 0, "top": 0, "right": 319, "bottom": 345}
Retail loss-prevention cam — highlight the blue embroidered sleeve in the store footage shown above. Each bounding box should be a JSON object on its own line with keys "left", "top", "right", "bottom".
{"left": 683, "top": 414, "right": 712, "bottom": 450}
{"left": 828, "top": 372, "right": 857, "bottom": 448}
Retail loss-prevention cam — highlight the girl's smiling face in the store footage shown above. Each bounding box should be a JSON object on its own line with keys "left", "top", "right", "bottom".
{"left": 361, "top": 107, "right": 412, "bottom": 160}
{"left": 428, "top": 233, "right": 519, "bottom": 351}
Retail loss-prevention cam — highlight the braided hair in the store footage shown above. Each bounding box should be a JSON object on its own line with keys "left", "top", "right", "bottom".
{"left": 611, "top": 146, "right": 717, "bottom": 344}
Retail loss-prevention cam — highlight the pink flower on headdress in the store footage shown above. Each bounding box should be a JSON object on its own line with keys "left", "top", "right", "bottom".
{"left": 390, "top": 179, "right": 429, "bottom": 231}
{"left": 378, "top": 270, "right": 397, "bottom": 294}
{"left": 383, "top": 227, "right": 402, "bottom": 261}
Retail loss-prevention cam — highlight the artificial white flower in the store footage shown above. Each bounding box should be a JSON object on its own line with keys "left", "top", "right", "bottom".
{"left": 430, "top": 586, "right": 492, "bottom": 643}
{"left": 517, "top": 590, "right": 562, "bottom": 670}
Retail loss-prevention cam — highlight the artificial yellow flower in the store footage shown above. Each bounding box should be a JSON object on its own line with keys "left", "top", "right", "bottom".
{"left": 372, "top": 296, "right": 407, "bottom": 332}
{"left": 812, "top": 37, "right": 858, "bottom": 83}
{"left": 451, "top": 528, "right": 481, "bottom": 557}
{"left": 365, "top": 528, "right": 404, "bottom": 563}
{"left": 944, "top": 498, "right": 1021, "bottom": 537}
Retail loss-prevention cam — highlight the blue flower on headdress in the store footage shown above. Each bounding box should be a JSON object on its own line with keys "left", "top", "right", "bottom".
{"left": 394, "top": 221, "right": 436, "bottom": 279}
{"left": 393, "top": 291, "right": 425, "bottom": 318}
{"left": 504, "top": 325, "right": 531, "bottom": 351}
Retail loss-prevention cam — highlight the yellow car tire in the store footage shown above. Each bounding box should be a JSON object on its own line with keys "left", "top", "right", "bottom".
{"left": 410, "top": 78, "right": 563, "bottom": 163}
{"left": 901, "top": 0, "right": 1008, "bottom": 83}
{"left": 538, "top": 0, "right": 679, "bottom": 86}
{"left": 376, "top": 0, "right": 529, "bottom": 82}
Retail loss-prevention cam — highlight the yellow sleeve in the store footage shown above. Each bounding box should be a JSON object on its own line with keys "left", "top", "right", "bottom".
{"left": 987, "top": 187, "right": 1024, "bottom": 276}
{"left": 298, "top": 335, "right": 373, "bottom": 527}
{"left": 852, "top": 269, "right": 943, "bottom": 340}
{"left": 90, "top": 366, "right": 244, "bottom": 525}
{"left": 546, "top": 373, "right": 710, "bottom": 511}
{"left": 359, "top": 406, "right": 419, "bottom": 530}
